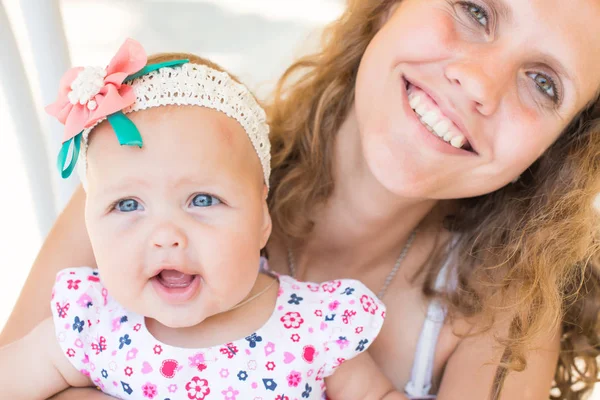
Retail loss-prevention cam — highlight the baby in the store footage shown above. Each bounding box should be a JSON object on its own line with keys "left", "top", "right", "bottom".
{"left": 0, "top": 39, "right": 403, "bottom": 400}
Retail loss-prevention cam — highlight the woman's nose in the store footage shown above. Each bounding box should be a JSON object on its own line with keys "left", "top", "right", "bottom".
{"left": 444, "top": 56, "right": 509, "bottom": 116}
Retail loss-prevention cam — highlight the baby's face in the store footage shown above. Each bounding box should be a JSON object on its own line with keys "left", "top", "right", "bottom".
{"left": 84, "top": 105, "right": 271, "bottom": 328}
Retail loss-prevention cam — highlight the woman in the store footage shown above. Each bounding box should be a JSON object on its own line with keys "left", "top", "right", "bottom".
{"left": 4, "top": 0, "right": 600, "bottom": 398}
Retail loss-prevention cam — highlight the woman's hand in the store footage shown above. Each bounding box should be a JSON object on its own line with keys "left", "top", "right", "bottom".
{"left": 437, "top": 319, "right": 560, "bottom": 400}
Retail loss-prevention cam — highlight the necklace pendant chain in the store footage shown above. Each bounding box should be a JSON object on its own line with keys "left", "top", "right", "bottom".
{"left": 287, "top": 230, "right": 417, "bottom": 300}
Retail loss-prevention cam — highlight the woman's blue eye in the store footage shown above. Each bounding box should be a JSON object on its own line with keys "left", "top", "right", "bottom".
{"left": 462, "top": 2, "right": 488, "bottom": 27}
{"left": 191, "top": 194, "right": 221, "bottom": 207}
{"left": 528, "top": 72, "right": 559, "bottom": 103}
{"left": 116, "top": 199, "right": 141, "bottom": 212}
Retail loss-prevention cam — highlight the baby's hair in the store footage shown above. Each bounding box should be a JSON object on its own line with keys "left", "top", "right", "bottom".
{"left": 148, "top": 52, "right": 243, "bottom": 85}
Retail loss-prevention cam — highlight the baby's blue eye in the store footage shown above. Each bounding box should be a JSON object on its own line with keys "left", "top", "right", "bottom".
{"left": 116, "top": 199, "right": 141, "bottom": 212}
{"left": 191, "top": 194, "right": 221, "bottom": 207}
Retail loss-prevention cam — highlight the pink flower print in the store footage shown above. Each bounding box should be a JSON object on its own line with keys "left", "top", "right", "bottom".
{"left": 287, "top": 370, "right": 302, "bottom": 387}
{"left": 142, "top": 382, "right": 157, "bottom": 399}
{"left": 266, "top": 361, "right": 276, "bottom": 371}
{"left": 307, "top": 283, "right": 320, "bottom": 292}
{"left": 342, "top": 309, "right": 356, "bottom": 324}
{"left": 220, "top": 368, "right": 230, "bottom": 378}
{"left": 264, "top": 342, "right": 275, "bottom": 357}
{"left": 328, "top": 300, "right": 340, "bottom": 311}
{"left": 91, "top": 336, "right": 107, "bottom": 355}
{"left": 280, "top": 311, "right": 304, "bottom": 329}
{"left": 290, "top": 333, "right": 301, "bottom": 343}
{"left": 76, "top": 293, "right": 93, "bottom": 308}
{"left": 168, "top": 384, "right": 178, "bottom": 393}
{"left": 186, "top": 376, "right": 211, "bottom": 400}
{"left": 111, "top": 317, "right": 122, "bottom": 332}
{"left": 93, "top": 377, "right": 105, "bottom": 390}
{"left": 67, "top": 279, "right": 81, "bottom": 290}
{"left": 316, "top": 366, "right": 325, "bottom": 381}
{"left": 221, "top": 386, "right": 239, "bottom": 400}
{"left": 55, "top": 301, "right": 70, "bottom": 318}
{"left": 360, "top": 294, "right": 379, "bottom": 315}
{"left": 153, "top": 344, "right": 163, "bottom": 355}
{"left": 336, "top": 336, "right": 350, "bottom": 350}
{"left": 355, "top": 326, "right": 364, "bottom": 334}
{"left": 314, "top": 310, "right": 322, "bottom": 317}
{"left": 276, "top": 396, "right": 290, "bottom": 400}
{"left": 66, "top": 348, "right": 76, "bottom": 358}
{"left": 189, "top": 352, "right": 205, "bottom": 368}
{"left": 321, "top": 280, "right": 341, "bottom": 293}
{"left": 335, "top": 357, "right": 346, "bottom": 369}
{"left": 220, "top": 342, "right": 239, "bottom": 358}
{"left": 247, "top": 360, "right": 257, "bottom": 370}
{"left": 124, "top": 366, "right": 133, "bottom": 377}
{"left": 126, "top": 348, "right": 138, "bottom": 361}
{"left": 134, "top": 323, "right": 141, "bottom": 332}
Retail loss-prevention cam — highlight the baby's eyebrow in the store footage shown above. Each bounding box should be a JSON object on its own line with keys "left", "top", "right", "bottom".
{"left": 102, "top": 178, "right": 151, "bottom": 194}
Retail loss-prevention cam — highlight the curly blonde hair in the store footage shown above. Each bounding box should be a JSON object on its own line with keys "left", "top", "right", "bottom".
{"left": 266, "top": 1, "right": 600, "bottom": 398}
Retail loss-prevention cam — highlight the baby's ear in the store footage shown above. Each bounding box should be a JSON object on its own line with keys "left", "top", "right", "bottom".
{"left": 259, "top": 184, "right": 272, "bottom": 249}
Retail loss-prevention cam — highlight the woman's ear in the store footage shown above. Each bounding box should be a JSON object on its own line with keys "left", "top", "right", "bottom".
{"left": 259, "top": 184, "right": 272, "bottom": 249}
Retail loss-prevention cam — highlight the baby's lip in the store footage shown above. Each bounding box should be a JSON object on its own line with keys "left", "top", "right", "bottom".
{"left": 150, "top": 264, "right": 196, "bottom": 278}
{"left": 151, "top": 272, "right": 201, "bottom": 304}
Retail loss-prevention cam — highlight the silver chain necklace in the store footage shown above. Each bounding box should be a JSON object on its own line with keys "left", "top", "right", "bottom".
{"left": 286, "top": 230, "right": 417, "bottom": 299}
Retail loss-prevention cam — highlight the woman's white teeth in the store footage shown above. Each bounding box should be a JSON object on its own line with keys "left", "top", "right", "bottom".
{"left": 432, "top": 120, "right": 450, "bottom": 137}
{"left": 415, "top": 104, "right": 427, "bottom": 116}
{"left": 409, "top": 95, "right": 421, "bottom": 109}
{"left": 450, "top": 136, "right": 466, "bottom": 148}
{"left": 422, "top": 111, "right": 439, "bottom": 127}
{"left": 408, "top": 94, "right": 468, "bottom": 150}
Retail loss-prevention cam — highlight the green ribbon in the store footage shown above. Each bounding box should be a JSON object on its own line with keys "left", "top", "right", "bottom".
{"left": 108, "top": 112, "right": 143, "bottom": 147}
{"left": 58, "top": 59, "right": 190, "bottom": 179}
{"left": 124, "top": 59, "right": 189, "bottom": 83}
{"left": 57, "top": 133, "right": 82, "bottom": 179}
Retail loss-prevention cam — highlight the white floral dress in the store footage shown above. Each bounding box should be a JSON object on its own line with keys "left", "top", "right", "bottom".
{"left": 51, "top": 267, "right": 385, "bottom": 399}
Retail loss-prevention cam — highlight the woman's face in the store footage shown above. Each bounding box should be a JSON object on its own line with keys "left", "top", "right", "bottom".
{"left": 355, "top": 0, "right": 600, "bottom": 199}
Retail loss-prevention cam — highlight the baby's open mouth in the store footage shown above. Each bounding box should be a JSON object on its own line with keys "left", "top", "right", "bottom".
{"left": 155, "top": 270, "right": 197, "bottom": 288}
{"left": 151, "top": 269, "right": 201, "bottom": 303}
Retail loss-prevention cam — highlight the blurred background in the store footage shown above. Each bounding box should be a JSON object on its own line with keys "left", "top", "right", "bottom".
{"left": 0, "top": 0, "right": 344, "bottom": 330}
{"left": 1, "top": 1, "right": 599, "bottom": 397}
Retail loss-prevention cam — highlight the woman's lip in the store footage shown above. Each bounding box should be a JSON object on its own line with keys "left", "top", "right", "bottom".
{"left": 404, "top": 77, "right": 479, "bottom": 155}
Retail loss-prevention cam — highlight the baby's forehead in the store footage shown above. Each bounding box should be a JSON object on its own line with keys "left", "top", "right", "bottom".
{"left": 86, "top": 106, "right": 264, "bottom": 184}
{"left": 89, "top": 106, "right": 252, "bottom": 149}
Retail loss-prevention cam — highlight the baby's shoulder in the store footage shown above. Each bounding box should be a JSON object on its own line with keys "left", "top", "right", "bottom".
{"left": 277, "top": 275, "right": 386, "bottom": 324}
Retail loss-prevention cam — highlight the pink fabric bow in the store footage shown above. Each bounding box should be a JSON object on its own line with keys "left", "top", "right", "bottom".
{"left": 45, "top": 38, "right": 147, "bottom": 143}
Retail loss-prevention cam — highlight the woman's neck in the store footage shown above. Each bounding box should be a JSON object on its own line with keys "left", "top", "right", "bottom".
{"left": 294, "top": 108, "right": 444, "bottom": 276}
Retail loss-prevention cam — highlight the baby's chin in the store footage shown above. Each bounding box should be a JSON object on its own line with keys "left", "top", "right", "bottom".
{"left": 147, "top": 312, "right": 208, "bottom": 329}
